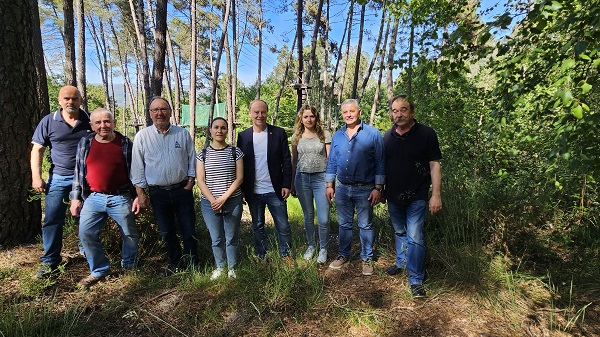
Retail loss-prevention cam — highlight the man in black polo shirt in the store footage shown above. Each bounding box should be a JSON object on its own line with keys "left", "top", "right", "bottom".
{"left": 383, "top": 95, "right": 442, "bottom": 297}
{"left": 31, "top": 85, "right": 92, "bottom": 277}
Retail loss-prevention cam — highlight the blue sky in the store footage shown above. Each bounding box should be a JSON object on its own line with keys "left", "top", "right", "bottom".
{"left": 82, "top": 0, "right": 509, "bottom": 86}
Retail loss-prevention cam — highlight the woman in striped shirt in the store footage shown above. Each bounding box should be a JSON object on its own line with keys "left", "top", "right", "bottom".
{"left": 196, "top": 117, "right": 244, "bottom": 279}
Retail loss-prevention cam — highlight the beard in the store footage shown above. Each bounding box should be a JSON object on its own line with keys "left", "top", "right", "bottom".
{"left": 64, "top": 107, "right": 77, "bottom": 114}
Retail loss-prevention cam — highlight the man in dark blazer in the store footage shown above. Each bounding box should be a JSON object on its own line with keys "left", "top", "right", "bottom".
{"left": 237, "top": 99, "right": 293, "bottom": 260}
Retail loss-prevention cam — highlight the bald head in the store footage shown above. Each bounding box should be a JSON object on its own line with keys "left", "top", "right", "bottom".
{"left": 58, "top": 85, "right": 82, "bottom": 115}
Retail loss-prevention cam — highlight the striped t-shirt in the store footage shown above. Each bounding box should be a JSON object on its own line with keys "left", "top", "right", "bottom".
{"left": 197, "top": 145, "right": 244, "bottom": 200}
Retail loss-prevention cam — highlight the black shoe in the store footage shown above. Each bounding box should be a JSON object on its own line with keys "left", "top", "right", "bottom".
{"left": 35, "top": 264, "right": 58, "bottom": 278}
{"left": 384, "top": 264, "right": 402, "bottom": 276}
{"left": 410, "top": 284, "right": 426, "bottom": 298}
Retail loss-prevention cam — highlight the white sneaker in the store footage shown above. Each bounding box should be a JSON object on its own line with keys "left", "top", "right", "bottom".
{"left": 303, "top": 246, "right": 316, "bottom": 260}
{"left": 317, "top": 249, "right": 327, "bottom": 264}
{"left": 210, "top": 268, "right": 223, "bottom": 280}
{"left": 228, "top": 269, "right": 237, "bottom": 279}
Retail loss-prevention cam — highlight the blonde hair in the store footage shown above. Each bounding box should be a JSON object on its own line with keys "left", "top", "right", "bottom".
{"left": 292, "top": 105, "right": 326, "bottom": 145}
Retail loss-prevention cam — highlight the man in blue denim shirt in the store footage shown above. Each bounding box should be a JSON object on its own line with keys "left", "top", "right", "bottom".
{"left": 31, "top": 85, "right": 92, "bottom": 278}
{"left": 325, "top": 99, "right": 385, "bottom": 276}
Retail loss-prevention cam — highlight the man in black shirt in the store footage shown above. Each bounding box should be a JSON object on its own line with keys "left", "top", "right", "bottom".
{"left": 383, "top": 95, "right": 442, "bottom": 297}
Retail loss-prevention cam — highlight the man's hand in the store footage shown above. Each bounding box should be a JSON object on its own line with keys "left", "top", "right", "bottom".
{"left": 429, "top": 195, "right": 442, "bottom": 214}
{"left": 326, "top": 187, "right": 335, "bottom": 204}
{"left": 281, "top": 188, "right": 290, "bottom": 200}
{"left": 137, "top": 191, "right": 148, "bottom": 209}
{"left": 131, "top": 197, "right": 142, "bottom": 215}
{"left": 368, "top": 189, "right": 383, "bottom": 207}
{"left": 32, "top": 177, "right": 46, "bottom": 193}
{"left": 70, "top": 200, "right": 82, "bottom": 217}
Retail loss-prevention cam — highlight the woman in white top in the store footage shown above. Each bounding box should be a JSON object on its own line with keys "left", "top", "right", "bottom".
{"left": 291, "top": 105, "right": 331, "bottom": 263}
{"left": 196, "top": 117, "right": 244, "bottom": 279}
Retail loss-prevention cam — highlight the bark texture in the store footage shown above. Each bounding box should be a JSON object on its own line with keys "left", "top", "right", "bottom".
{"left": 0, "top": 0, "right": 43, "bottom": 246}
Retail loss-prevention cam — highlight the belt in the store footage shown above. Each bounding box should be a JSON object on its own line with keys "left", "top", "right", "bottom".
{"left": 341, "top": 181, "right": 374, "bottom": 186}
{"left": 149, "top": 180, "right": 187, "bottom": 191}
{"left": 93, "top": 186, "right": 131, "bottom": 196}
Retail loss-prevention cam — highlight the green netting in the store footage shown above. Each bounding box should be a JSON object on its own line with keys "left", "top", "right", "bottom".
{"left": 180, "top": 103, "right": 227, "bottom": 126}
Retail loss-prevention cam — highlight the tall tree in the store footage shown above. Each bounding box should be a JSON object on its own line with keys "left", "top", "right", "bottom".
{"left": 129, "top": 0, "right": 151, "bottom": 125}
{"left": 274, "top": 37, "right": 296, "bottom": 125}
{"left": 151, "top": 0, "right": 168, "bottom": 97}
{"left": 0, "top": 0, "right": 43, "bottom": 245}
{"left": 386, "top": 15, "right": 399, "bottom": 101}
{"left": 327, "top": 7, "right": 350, "bottom": 126}
{"left": 296, "top": 0, "right": 304, "bottom": 111}
{"left": 31, "top": 0, "right": 49, "bottom": 118}
{"left": 358, "top": 5, "right": 386, "bottom": 101}
{"left": 369, "top": 18, "right": 390, "bottom": 125}
{"left": 206, "top": 0, "right": 231, "bottom": 147}
{"left": 75, "top": 0, "right": 87, "bottom": 111}
{"left": 166, "top": 29, "right": 181, "bottom": 124}
{"left": 63, "top": 0, "right": 77, "bottom": 86}
{"left": 304, "top": 0, "right": 324, "bottom": 85}
{"left": 350, "top": 2, "right": 365, "bottom": 99}
{"left": 190, "top": 0, "right": 197, "bottom": 139}
{"left": 337, "top": 2, "right": 354, "bottom": 104}
{"left": 406, "top": 21, "right": 415, "bottom": 96}
{"left": 254, "top": 0, "right": 264, "bottom": 99}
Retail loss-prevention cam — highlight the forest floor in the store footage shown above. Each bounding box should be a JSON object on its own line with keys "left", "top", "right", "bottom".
{"left": 1, "top": 208, "right": 599, "bottom": 337}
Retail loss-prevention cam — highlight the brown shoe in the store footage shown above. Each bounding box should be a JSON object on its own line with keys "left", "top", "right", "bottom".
{"left": 362, "top": 259, "right": 374, "bottom": 276}
{"left": 284, "top": 256, "right": 295, "bottom": 265}
{"left": 77, "top": 274, "right": 106, "bottom": 288}
{"left": 328, "top": 255, "right": 349, "bottom": 269}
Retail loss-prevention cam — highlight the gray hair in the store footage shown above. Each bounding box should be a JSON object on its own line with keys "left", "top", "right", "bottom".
{"left": 90, "top": 108, "right": 114, "bottom": 121}
{"left": 341, "top": 99, "right": 360, "bottom": 111}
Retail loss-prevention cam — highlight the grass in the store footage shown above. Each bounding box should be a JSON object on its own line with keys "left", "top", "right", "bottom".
{"left": 2, "top": 184, "right": 599, "bottom": 336}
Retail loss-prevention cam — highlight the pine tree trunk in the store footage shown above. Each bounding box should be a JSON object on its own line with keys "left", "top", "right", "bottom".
{"left": 75, "top": 0, "right": 87, "bottom": 111}
{"left": 63, "top": 0, "right": 77, "bottom": 86}
{"left": 189, "top": 0, "right": 197, "bottom": 139}
{"left": 358, "top": 6, "right": 386, "bottom": 102}
{"left": 0, "top": 0, "right": 43, "bottom": 246}
{"left": 304, "top": 0, "right": 324, "bottom": 85}
{"left": 369, "top": 18, "right": 390, "bottom": 125}
{"left": 386, "top": 15, "right": 399, "bottom": 102}
{"left": 351, "top": 3, "right": 365, "bottom": 99}
{"left": 407, "top": 22, "right": 415, "bottom": 97}
{"left": 151, "top": 0, "right": 167, "bottom": 97}
{"left": 337, "top": 3, "right": 353, "bottom": 105}
{"left": 206, "top": 0, "right": 231, "bottom": 147}
{"left": 255, "top": 0, "right": 263, "bottom": 99}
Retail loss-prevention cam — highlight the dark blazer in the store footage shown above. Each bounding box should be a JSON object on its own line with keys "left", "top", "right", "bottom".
{"left": 237, "top": 124, "right": 292, "bottom": 202}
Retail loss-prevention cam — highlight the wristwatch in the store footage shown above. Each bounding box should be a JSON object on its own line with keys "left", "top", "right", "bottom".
{"left": 373, "top": 187, "right": 383, "bottom": 192}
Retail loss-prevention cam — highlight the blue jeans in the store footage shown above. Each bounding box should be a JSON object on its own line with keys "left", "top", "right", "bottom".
{"left": 201, "top": 195, "right": 242, "bottom": 268}
{"left": 149, "top": 186, "right": 198, "bottom": 268}
{"left": 247, "top": 192, "right": 292, "bottom": 257}
{"left": 79, "top": 192, "right": 139, "bottom": 277}
{"left": 41, "top": 174, "right": 73, "bottom": 266}
{"left": 334, "top": 182, "right": 375, "bottom": 261}
{"left": 295, "top": 172, "right": 330, "bottom": 249}
{"left": 388, "top": 200, "right": 426, "bottom": 285}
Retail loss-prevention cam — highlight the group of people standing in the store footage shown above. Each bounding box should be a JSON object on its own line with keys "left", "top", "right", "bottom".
{"left": 31, "top": 85, "right": 442, "bottom": 297}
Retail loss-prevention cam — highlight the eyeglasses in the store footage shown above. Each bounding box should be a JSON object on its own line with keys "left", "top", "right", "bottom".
{"left": 149, "top": 107, "right": 170, "bottom": 113}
